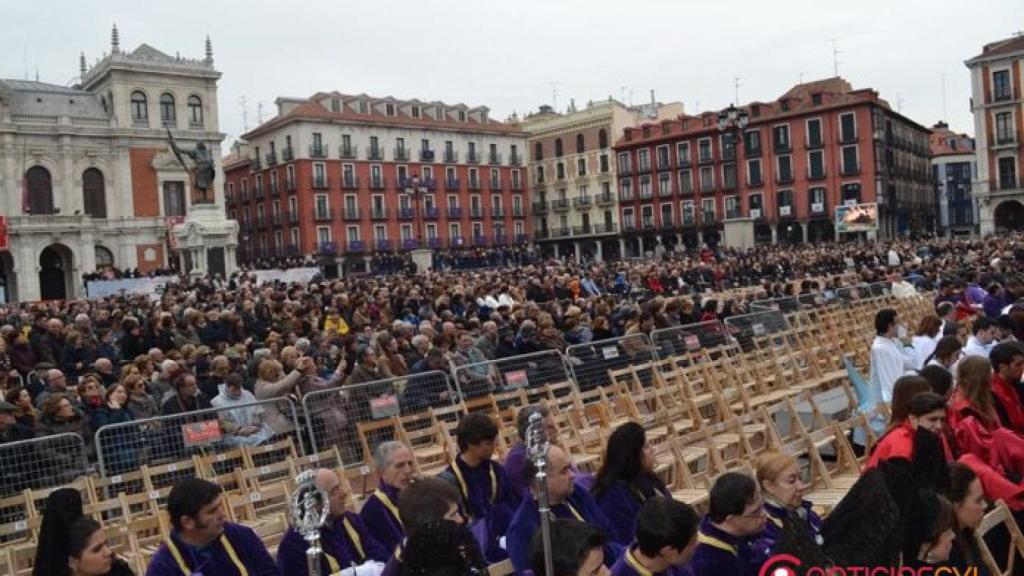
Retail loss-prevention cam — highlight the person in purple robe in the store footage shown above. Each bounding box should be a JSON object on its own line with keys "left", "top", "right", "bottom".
{"left": 507, "top": 445, "right": 623, "bottom": 574}
{"left": 747, "top": 453, "right": 823, "bottom": 572}
{"left": 360, "top": 441, "right": 417, "bottom": 554}
{"left": 381, "top": 477, "right": 469, "bottom": 576}
{"left": 437, "top": 411, "right": 515, "bottom": 562}
{"left": 528, "top": 519, "right": 610, "bottom": 576}
{"left": 145, "top": 477, "right": 281, "bottom": 576}
{"left": 277, "top": 468, "right": 389, "bottom": 576}
{"left": 609, "top": 497, "right": 699, "bottom": 576}
{"left": 689, "top": 472, "right": 766, "bottom": 576}
{"left": 592, "top": 422, "right": 671, "bottom": 546}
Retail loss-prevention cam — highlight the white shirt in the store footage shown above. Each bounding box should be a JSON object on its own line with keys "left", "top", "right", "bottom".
{"left": 911, "top": 334, "right": 938, "bottom": 370}
{"left": 963, "top": 335, "right": 993, "bottom": 359}
{"left": 891, "top": 281, "right": 918, "bottom": 299}
{"left": 868, "top": 335, "right": 917, "bottom": 404}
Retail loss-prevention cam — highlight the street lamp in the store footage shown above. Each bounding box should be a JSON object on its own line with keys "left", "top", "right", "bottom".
{"left": 716, "top": 103, "right": 749, "bottom": 133}
{"left": 402, "top": 175, "right": 430, "bottom": 248}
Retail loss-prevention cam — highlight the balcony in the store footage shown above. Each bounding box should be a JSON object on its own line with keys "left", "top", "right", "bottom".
{"left": 424, "top": 207, "right": 440, "bottom": 219}
{"left": 682, "top": 215, "right": 697, "bottom": 227}
{"left": 619, "top": 190, "right": 634, "bottom": 202}
{"left": 467, "top": 151, "right": 482, "bottom": 164}
{"left": 374, "top": 238, "right": 391, "bottom": 251}
{"left": 341, "top": 175, "right": 360, "bottom": 190}
{"left": 488, "top": 179, "right": 503, "bottom": 192}
{"left": 347, "top": 240, "right": 366, "bottom": 253}
{"left": 398, "top": 177, "right": 436, "bottom": 191}
{"left": 775, "top": 172, "right": 794, "bottom": 185}
{"left": 806, "top": 137, "right": 824, "bottom": 150}
{"left": 509, "top": 152, "right": 522, "bottom": 166}
{"left": 592, "top": 223, "right": 617, "bottom": 234}
{"left": 637, "top": 163, "right": 652, "bottom": 174}
{"left": 313, "top": 208, "right": 335, "bottom": 222}
{"left": 494, "top": 234, "right": 508, "bottom": 245}
{"left": 488, "top": 152, "right": 502, "bottom": 165}
{"left": 807, "top": 168, "right": 827, "bottom": 181}
{"left": 444, "top": 178, "right": 461, "bottom": 191}
{"left": 749, "top": 208, "right": 763, "bottom": 219}
{"left": 638, "top": 188, "right": 654, "bottom": 200}
{"left": 551, "top": 227, "right": 572, "bottom": 238}
{"left": 773, "top": 141, "right": 792, "bottom": 153}
{"left": 699, "top": 184, "right": 715, "bottom": 194}
{"left": 512, "top": 206, "right": 524, "bottom": 218}
{"left": 271, "top": 214, "right": 282, "bottom": 226}
{"left": 254, "top": 186, "right": 266, "bottom": 201}
{"left": 595, "top": 192, "right": 615, "bottom": 206}
{"left": 339, "top": 145, "right": 358, "bottom": 159}
{"left": 998, "top": 177, "right": 1019, "bottom": 191}
{"left": 394, "top": 147, "right": 410, "bottom": 161}
{"left": 516, "top": 233, "right": 530, "bottom": 244}
{"left": 343, "top": 208, "right": 361, "bottom": 221}
{"left": 551, "top": 198, "right": 570, "bottom": 212}
{"left": 810, "top": 200, "right": 827, "bottom": 215}
{"left": 312, "top": 177, "right": 330, "bottom": 190}
{"left": 447, "top": 206, "right": 463, "bottom": 218}
{"left": 467, "top": 179, "right": 482, "bottom": 191}
{"left": 286, "top": 179, "right": 296, "bottom": 193}
{"left": 992, "top": 89, "right": 1015, "bottom": 103}
{"left": 270, "top": 183, "right": 280, "bottom": 197}
{"left": 619, "top": 166, "right": 633, "bottom": 177}
{"left": 318, "top": 241, "right": 338, "bottom": 255}
{"left": 659, "top": 186, "right": 674, "bottom": 198}
{"left": 310, "top": 145, "right": 328, "bottom": 158}
{"left": 420, "top": 149, "right": 435, "bottom": 162}
{"left": 722, "top": 148, "right": 736, "bottom": 162}
{"left": 839, "top": 132, "right": 858, "bottom": 144}
{"left": 778, "top": 205, "right": 794, "bottom": 218}
{"left": 469, "top": 207, "right": 484, "bottom": 219}
{"left": 265, "top": 152, "right": 278, "bottom": 166}
{"left": 367, "top": 147, "right": 384, "bottom": 161}
{"left": 744, "top": 145, "right": 761, "bottom": 157}
{"left": 491, "top": 207, "right": 504, "bottom": 218}
{"left": 748, "top": 175, "right": 763, "bottom": 187}
{"left": 369, "top": 177, "right": 387, "bottom": 190}
{"left": 698, "top": 153, "right": 713, "bottom": 165}
{"left": 572, "top": 225, "right": 592, "bottom": 236}
{"left": 397, "top": 208, "right": 416, "bottom": 220}
{"left": 660, "top": 218, "right": 675, "bottom": 230}
{"left": 443, "top": 151, "right": 459, "bottom": 163}
{"left": 285, "top": 244, "right": 300, "bottom": 256}
{"left": 532, "top": 201, "right": 549, "bottom": 214}
{"left": 371, "top": 208, "right": 389, "bottom": 220}
{"left": 573, "top": 196, "right": 592, "bottom": 208}
{"left": 510, "top": 180, "right": 523, "bottom": 191}
{"left": 449, "top": 236, "right": 465, "bottom": 247}
{"left": 622, "top": 221, "right": 637, "bottom": 233}
{"left": 473, "top": 235, "right": 488, "bottom": 246}
{"left": 428, "top": 237, "right": 443, "bottom": 248}
{"left": 840, "top": 164, "right": 860, "bottom": 176}
{"left": 254, "top": 217, "right": 266, "bottom": 229}
{"left": 402, "top": 238, "right": 423, "bottom": 250}
{"left": 250, "top": 157, "right": 262, "bottom": 171}
{"left": 282, "top": 147, "right": 294, "bottom": 162}
{"left": 993, "top": 134, "right": 1018, "bottom": 148}
{"left": 641, "top": 218, "right": 655, "bottom": 230}
{"left": 287, "top": 211, "right": 299, "bottom": 224}
{"left": 702, "top": 212, "right": 716, "bottom": 224}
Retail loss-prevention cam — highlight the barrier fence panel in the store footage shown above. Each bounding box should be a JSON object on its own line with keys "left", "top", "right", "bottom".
{"left": 651, "top": 321, "right": 731, "bottom": 364}
{"left": 451, "top": 350, "right": 573, "bottom": 400}
{"left": 566, "top": 334, "right": 657, "bottom": 391}
{"left": 0, "top": 432, "right": 88, "bottom": 498}
{"left": 723, "top": 310, "right": 791, "bottom": 353}
{"left": 302, "top": 371, "right": 457, "bottom": 465}
{"left": 836, "top": 282, "right": 891, "bottom": 304}
{"left": 95, "top": 397, "right": 302, "bottom": 478}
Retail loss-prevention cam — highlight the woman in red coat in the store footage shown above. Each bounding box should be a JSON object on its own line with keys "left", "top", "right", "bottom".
{"left": 865, "top": 392, "right": 952, "bottom": 471}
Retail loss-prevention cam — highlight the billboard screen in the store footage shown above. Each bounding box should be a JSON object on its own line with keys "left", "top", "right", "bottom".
{"left": 835, "top": 203, "right": 878, "bottom": 233}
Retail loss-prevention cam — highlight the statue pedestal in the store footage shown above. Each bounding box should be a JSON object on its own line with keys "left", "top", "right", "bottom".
{"left": 723, "top": 218, "right": 755, "bottom": 249}
{"left": 410, "top": 249, "right": 433, "bottom": 273}
{"left": 174, "top": 203, "right": 239, "bottom": 278}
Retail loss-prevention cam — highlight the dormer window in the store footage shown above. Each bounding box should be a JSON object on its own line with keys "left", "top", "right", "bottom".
{"left": 359, "top": 101, "right": 368, "bottom": 114}
{"left": 386, "top": 103, "right": 395, "bottom": 116}
{"left": 412, "top": 106, "right": 420, "bottom": 118}
{"left": 459, "top": 110, "right": 466, "bottom": 122}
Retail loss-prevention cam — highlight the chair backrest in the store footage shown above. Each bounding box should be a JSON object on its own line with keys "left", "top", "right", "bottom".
{"left": 975, "top": 500, "right": 1024, "bottom": 576}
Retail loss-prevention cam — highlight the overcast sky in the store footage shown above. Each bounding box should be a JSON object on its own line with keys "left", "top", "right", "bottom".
{"left": 2, "top": 0, "right": 1021, "bottom": 147}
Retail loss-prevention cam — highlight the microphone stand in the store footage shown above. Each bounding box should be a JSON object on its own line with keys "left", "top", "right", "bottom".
{"left": 526, "top": 412, "right": 554, "bottom": 576}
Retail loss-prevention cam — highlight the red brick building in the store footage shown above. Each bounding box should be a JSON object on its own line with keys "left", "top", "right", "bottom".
{"left": 612, "top": 78, "right": 933, "bottom": 255}
{"left": 224, "top": 92, "right": 528, "bottom": 272}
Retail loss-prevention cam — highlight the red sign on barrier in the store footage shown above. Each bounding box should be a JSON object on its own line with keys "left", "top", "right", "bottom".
{"left": 181, "top": 420, "right": 223, "bottom": 447}
{"left": 0, "top": 216, "right": 8, "bottom": 250}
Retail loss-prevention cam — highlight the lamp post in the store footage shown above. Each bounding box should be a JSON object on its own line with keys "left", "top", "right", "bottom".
{"left": 402, "top": 175, "right": 429, "bottom": 248}
{"left": 716, "top": 103, "right": 749, "bottom": 160}
{"left": 716, "top": 104, "right": 750, "bottom": 247}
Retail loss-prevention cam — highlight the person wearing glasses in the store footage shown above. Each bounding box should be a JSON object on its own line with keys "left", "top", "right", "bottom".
{"left": 748, "top": 453, "right": 823, "bottom": 570}
{"left": 690, "top": 472, "right": 766, "bottom": 576}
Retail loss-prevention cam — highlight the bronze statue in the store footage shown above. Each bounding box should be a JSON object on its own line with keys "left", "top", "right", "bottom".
{"left": 167, "top": 128, "right": 215, "bottom": 202}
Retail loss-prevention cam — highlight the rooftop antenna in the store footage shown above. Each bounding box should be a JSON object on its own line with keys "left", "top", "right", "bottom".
{"left": 550, "top": 81, "right": 559, "bottom": 111}
{"left": 79, "top": 52, "right": 87, "bottom": 81}
{"left": 828, "top": 38, "right": 842, "bottom": 77}
{"left": 799, "top": 71, "right": 805, "bottom": 84}
{"left": 257, "top": 101, "right": 264, "bottom": 124}
{"left": 733, "top": 77, "right": 742, "bottom": 104}
{"left": 941, "top": 72, "right": 947, "bottom": 121}
{"left": 238, "top": 95, "right": 249, "bottom": 132}
{"left": 896, "top": 92, "right": 904, "bottom": 113}
{"left": 23, "top": 46, "right": 28, "bottom": 80}
{"left": 619, "top": 86, "right": 628, "bottom": 103}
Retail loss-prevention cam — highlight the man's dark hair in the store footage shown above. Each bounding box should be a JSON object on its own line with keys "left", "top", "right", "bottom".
{"left": 990, "top": 341, "right": 1024, "bottom": 372}
{"left": 917, "top": 365, "right": 953, "bottom": 397}
{"left": 908, "top": 391, "right": 947, "bottom": 417}
{"left": 972, "top": 316, "right": 995, "bottom": 335}
{"left": 398, "top": 477, "right": 461, "bottom": 531}
{"left": 635, "top": 496, "right": 700, "bottom": 557}
{"left": 529, "top": 519, "right": 606, "bottom": 576}
{"left": 936, "top": 301, "right": 954, "bottom": 317}
{"left": 875, "top": 309, "right": 898, "bottom": 336}
{"left": 516, "top": 404, "right": 549, "bottom": 443}
{"left": 167, "top": 477, "right": 221, "bottom": 530}
{"left": 708, "top": 472, "right": 758, "bottom": 523}
{"left": 455, "top": 412, "right": 498, "bottom": 452}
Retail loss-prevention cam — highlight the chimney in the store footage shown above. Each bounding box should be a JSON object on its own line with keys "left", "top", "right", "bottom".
{"left": 79, "top": 52, "right": 87, "bottom": 80}
{"left": 111, "top": 24, "right": 120, "bottom": 54}
{"left": 650, "top": 89, "right": 655, "bottom": 104}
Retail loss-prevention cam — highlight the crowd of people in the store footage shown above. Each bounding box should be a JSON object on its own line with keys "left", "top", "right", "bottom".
{"left": 8, "top": 234, "right": 1024, "bottom": 575}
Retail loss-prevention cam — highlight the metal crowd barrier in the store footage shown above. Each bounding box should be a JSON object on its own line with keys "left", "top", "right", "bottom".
{"left": 301, "top": 370, "right": 457, "bottom": 462}
{"left": 650, "top": 320, "right": 732, "bottom": 363}
{"left": 94, "top": 397, "right": 302, "bottom": 477}
{"left": 723, "top": 310, "right": 791, "bottom": 353}
{"left": 566, "top": 333, "right": 657, "bottom": 391}
{"left": 0, "top": 432, "right": 89, "bottom": 499}
{"left": 451, "top": 350, "right": 573, "bottom": 399}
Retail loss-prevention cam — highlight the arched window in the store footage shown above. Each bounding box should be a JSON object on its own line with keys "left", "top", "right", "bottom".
{"left": 94, "top": 245, "right": 114, "bottom": 269}
{"left": 534, "top": 142, "right": 543, "bottom": 161}
{"left": 82, "top": 168, "right": 107, "bottom": 218}
{"left": 554, "top": 138, "right": 563, "bottom": 157}
{"left": 25, "top": 166, "right": 54, "bottom": 215}
{"left": 576, "top": 133, "right": 585, "bottom": 153}
{"left": 130, "top": 91, "right": 147, "bottom": 121}
{"left": 187, "top": 95, "right": 203, "bottom": 126}
{"left": 598, "top": 129, "right": 608, "bottom": 149}
{"left": 160, "top": 93, "right": 176, "bottom": 126}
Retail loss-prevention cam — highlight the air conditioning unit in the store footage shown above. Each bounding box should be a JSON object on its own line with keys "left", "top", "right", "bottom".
{"left": 779, "top": 206, "right": 791, "bottom": 217}
{"left": 750, "top": 209, "right": 762, "bottom": 218}
{"left": 812, "top": 203, "right": 824, "bottom": 212}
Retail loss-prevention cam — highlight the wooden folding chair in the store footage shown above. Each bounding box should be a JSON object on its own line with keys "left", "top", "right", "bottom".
{"left": 975, "top": 500, "right": 1024, "bottom": 576}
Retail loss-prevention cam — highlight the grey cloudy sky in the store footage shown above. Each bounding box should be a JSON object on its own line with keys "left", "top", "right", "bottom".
{"left": 2, "top": 0, "right": 1021, "bottom": 146}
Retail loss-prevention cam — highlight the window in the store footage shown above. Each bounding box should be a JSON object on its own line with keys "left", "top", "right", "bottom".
{"left": 555, "top": 138, "right": 563, "bottom": 157}
{"left": 159, "top": 93, "right": 176, "bottom": 126}
{"left": 577, "top": 158, "right": 586, "bottom": 176}
{"left": 772, "top": 125, "right": 790, "bottom": 152}
{"left": 808, "top": 150, "right": 825, "bottom": 179}
{"left": 749, "top": 193, "right": 763, "bottom": 218}
{"left": 676, "top": 142, "right": 690, "bottom": 165}
{"left": 359, "top": 101, "right": 369, "bottom": 114}
{"left": 599, "top": 155, "right": 609, "bottom": 173}
{"left": 130, "top": 91, "right": 147, "bottom": 121}
{"left": 744, "top": 130, "right": 761, "bottom": 156}
{"left": 639, "top": 177, "right": 652, "bottom": 199}
{"left": 698, "top": 138, "right": 712, "bottom": 162}
{"left": 641, "top": 205, "right": 654, "bottom": 228}
{"left": 657, "top": 145, "right": 670, "bottom": 169}
{"left": 842, "top": 183, "right": 861, "bottom": 205}
{"left": 375, "top": 225, "right": 387, "bottom": 241}
{"left": 659, "top": 173, "right": 671, "bottom": 196}
{"left": 839, "top": 113, "right": 857, "bottom": 142}
{"left": 427, "top": 224, "right": 438, "bottom": 239}
{"left": 331, "top": 98, "right": 341, "bottom": 113}
{"left": 313, "top": 163, "right": 327, "bottom": 187}
{"left": 576, "top": 133, "right": 585, "bottom": 153}
{"left": 318, "top": 227, "right": 332, "bottom": 245}
{"left": 660, "top": 203, "right": 673, "bottom": 226}
{"left": 841, "top": 146, "right": 859, "bottom": 174}
{"left": 747, "top": 159, "right": 763, "bottom": 187}
{"left": 810, "top": 187, "right": 826, "bottom": 212}
{"left": 619, "top": 179, "right": 633, "bottom": 200}
{"left": 458, "top": 110, "right": 465, "bottom": 122}
{"left": 163, "top": 181, "right": 186, "bottom": 217}
{"left": 994, "top": 70, "right": 1012, "bottom": 101}
{"left": 996, "top": 112, "right": 1015, "bottom": 144}
{"left": 678, "top": 169, "right": 693, "bottom": 194}
{"left": 778, "top": 190, "right": 794, "bottom": 217}
{"left": 806, "top": 118, "right": 822, "bottom": 147}
{"left": 82, "top": 168, "right": 106, "bottom": 218}
{"left": 622, "top": 208, "right": 635, "bottom": 229}
{"left": 290, "top": 228, "right": 300, "bottom": 247}
{"left": 412, "top": 106, "right": 420, "bottom": 118}
{"left": 187, "top": 95, "right": 203, "bottom": 126}
{"left": 999, "top": 157, "right": 1017, "bottom": 189}
{"left": 702, "top": 198, "right": 715, "bottom": 222}
{"left": 511, "top": 169, "right": 521, "bottom": 189}
{"left": 534, "top": 142, "right": 543, "bottom": 161}
{"left": 720, "top": 134, "right": 736, "bottom": 160}
{"left": 776, "top": 155, "right": 793, "bottom": 183}
{"left": 637, "top": 149, "right": 650, "bottom": 172}
{"left": 25, "top": 166, "right": 54, "bottom": 215}
{"left": 618, "top": 152, "right": 631, "bottom": 173}
{"left": 386, "top": 103, "right": 395, "bottom": 116}
{"left": 598, "top": 129, "right": 608, "bottom": 149}
{"left": 722, "top": 164, "right": 737, "bottom": 190}
{"left": 725, "top": 196, "right": 740, "bottom": 219}
{"left": 450, "top": 223, "right": 461, "bottom": 242}
{"left": 811, "top": 93, "right": 822, "bottom": 106}
{"left": 699, "top": 166, "right": 714, "bottom": 192}
{"left": 681, "top": 201, "right": 695, "bottom": 225}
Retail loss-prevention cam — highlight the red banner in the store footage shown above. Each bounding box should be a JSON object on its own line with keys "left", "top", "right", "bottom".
{"left": 0, "top": 216, "right": 8, "bottom": 250}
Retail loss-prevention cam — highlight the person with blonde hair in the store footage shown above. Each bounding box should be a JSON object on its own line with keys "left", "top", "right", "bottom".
{"left": 748, "top": 452, "right": 823, "bottom": 567}
{"left": 254, "top": 357, "right": 305, "bottom": 435}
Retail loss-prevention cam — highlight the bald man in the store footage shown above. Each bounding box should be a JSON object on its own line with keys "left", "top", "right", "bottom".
{"left": 276, "top": 469, "right": 389, "bottom": 576}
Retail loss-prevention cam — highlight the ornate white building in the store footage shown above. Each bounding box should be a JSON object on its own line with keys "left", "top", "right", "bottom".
{"left": 0, "top": 25, "right": 236, "bottom": 302}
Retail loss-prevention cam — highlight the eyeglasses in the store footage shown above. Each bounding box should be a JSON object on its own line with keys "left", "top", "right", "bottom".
{"left": 737, "top": 503, "right": 767, "bottom": 519}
